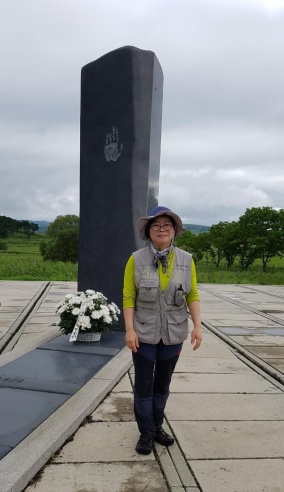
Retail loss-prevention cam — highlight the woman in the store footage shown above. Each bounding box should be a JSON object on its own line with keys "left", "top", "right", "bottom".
{"left": 123, "top": 206, "right": 202, "bottom": 455}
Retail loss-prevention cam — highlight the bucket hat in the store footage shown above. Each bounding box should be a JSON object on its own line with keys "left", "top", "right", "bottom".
{"left": 137, "top": 206, "right": 185, "bottom": 241}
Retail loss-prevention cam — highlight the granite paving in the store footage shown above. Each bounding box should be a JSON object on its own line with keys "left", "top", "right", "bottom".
{"left": 1, "top": 282, "right": 284, "bottom": 492}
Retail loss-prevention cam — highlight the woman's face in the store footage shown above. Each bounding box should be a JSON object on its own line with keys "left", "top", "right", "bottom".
{"left": 149, "top": 215, "right": 175, "bottom": 250}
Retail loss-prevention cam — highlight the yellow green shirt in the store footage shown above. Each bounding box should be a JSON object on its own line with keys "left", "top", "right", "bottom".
{"left": 123, "top": 248, "right": 200, "bottom": 309}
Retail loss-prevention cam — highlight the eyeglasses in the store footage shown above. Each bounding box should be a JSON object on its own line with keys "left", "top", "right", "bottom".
{"left": 150, "top": 222, "right": 173, "bottom": 231}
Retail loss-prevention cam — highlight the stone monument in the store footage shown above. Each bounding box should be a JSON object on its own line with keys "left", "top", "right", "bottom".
{"left": 78, "top": 46, "right": 163, "bottom": 328}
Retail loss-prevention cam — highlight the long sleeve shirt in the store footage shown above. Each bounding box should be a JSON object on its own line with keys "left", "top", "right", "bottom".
{"left": 123, "top": 248, "right": 200, "bottom": 309}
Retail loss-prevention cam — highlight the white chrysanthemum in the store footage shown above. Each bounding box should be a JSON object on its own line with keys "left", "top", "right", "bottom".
{"left": 56, "top": 289, "right": 119, "bottom": 335}
{"left": 91, "top": 310, "right": 104, "bottom": 319}
{"left": 77, "top": 315, "right": 91, "bottom": 330}
{"left": 96, "top": 292, "right": 107, "bottom": 300}
{"left": 100, "top": 305, "right": 109, "bottom": 314}
{"left": 85, "top": 300, "right": 94, "bottom": 310}
{"left": 109, "top": 302, "right": 120, "bottom": 315}
{"left": 90, "top": 292, "right": 100, "bottom": 299}
{"left": 70, "top": 296, "right": 81, "bottom": 305}
{"left": 72, "top": 308, "right": 80, "bottom": 316}
{"left": 103, "top": 314, "right": 112, "bottom": 324}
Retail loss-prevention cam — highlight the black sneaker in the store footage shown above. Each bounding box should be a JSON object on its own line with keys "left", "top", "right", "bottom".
{"left": 155, "top": 426, "right": 174, "bottom": 446}
{"left": 135, "top": 434, "right": 153, "bottom": 455}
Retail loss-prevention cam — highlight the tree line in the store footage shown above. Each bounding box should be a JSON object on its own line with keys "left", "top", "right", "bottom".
{"left": 175, "top": 206, "right": 284, "bottom": 271}
{"left": 40, "top": 206, "right": 284, "bottom": 272}
{"left": 2, "top": 207, "right": 283, "bottom": 272}
{"left": 0, "top": 216, "right": 38, "bottom": 240}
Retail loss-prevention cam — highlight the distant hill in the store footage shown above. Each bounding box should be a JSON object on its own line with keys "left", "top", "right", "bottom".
{"left": 28, "top": 220, "right": 50, "bottom": 233}
{"left": 183, "top": 224, "right": 210, "bottom": 235}
{"left": 24, "top": 220, "right": 209, "bottom": 235}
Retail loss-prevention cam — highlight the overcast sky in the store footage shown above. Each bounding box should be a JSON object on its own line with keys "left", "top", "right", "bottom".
{"left": 0, "top": 0, "right": 284, "bottom": 226}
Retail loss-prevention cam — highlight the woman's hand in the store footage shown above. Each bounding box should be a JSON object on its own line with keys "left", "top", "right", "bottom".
{"left": 124, "top": 308, "right": 139, "bottom": 352}
{"left": 125, "top": 328, "right": 139, "bottom": 353}
{"left": 191, "top": 326, "right": 202, "bottom": 351}
{"left": 188, "top": 301, "right": 202, "bottom": 351}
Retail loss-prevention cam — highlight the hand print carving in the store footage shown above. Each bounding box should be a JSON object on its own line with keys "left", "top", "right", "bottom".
{"left": 104, "top": 126, "right": 124, "bottom": 162}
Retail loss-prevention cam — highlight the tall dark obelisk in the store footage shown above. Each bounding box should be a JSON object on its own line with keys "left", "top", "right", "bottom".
{"left": 78, "top": 46, "right": 163, "bottom": 327}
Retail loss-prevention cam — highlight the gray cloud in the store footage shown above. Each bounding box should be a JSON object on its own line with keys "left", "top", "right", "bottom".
{"left": 0, "top": 0, "right": 283, "bottom": 224}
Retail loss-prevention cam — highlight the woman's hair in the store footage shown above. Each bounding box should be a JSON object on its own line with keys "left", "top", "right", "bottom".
{"left": 145, "top": 214, "right": 176, "bottom": 240}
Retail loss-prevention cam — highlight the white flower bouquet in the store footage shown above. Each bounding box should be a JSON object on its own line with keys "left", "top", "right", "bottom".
{"left": 56, "top": 289, "right": 120, "bottom": 340}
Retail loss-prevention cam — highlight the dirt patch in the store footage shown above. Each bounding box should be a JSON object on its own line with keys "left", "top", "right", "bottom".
{"left": 92, "top": 394, "right": 134, "bottom": 422}
{"left": 121, "top": 462, "right": 168, "bottom": 491}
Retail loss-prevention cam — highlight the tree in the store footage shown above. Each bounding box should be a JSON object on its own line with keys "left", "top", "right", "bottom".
{"left": 175, "top": 230, "right": 212, "bottom": 263}
{"left": 220, "top": 221, "right": 241, "bottom": 268}
{"left": 40, "top": 214, "right": 79, "bottom": 263}
{"left": 239, "top": 207, "right": 284, "bottom": 271}
{"left": 0, "top": 216, "right": 21, "bottom": 238}
{"left": 194, "top": 232, "right": 212, "bottom": 264}
{"left": 208, "top": 222, "right": 228, "bottom": 267}
{"left": 175, "top": 230, "right": 198, "bottom": 260}
{"left": 175, "top": 230, "right": 195, "bottom": 252}
{"left": 237, "top": 241, "right": 257, "bottom": 270}
{"left": 0, "top": 222, "right": 8, "bottom": 238}
{"left": 20, "top": 220, "right": 39, "bottom": 239}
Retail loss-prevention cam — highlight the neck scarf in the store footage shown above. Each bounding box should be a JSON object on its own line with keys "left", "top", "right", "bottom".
{"left": 150, "top": 240, "right": 174, "bottom": 273}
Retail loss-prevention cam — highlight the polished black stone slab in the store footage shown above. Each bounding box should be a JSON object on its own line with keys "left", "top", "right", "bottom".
{"left": 0, "top": 330, "right": 125, "bottom": 460}
{"left": 0, "top": 375, "right": 77, "bottom": 395}
{"left": 0, "top": 350, "right": 110, "bottom": 394}
{"left": 39, "top": 342, "right": 118, "bottom": 357}
{"left": 0, "top": 388, "right": 69, "bottom": 448}
{"left": 78, "top": 46, "right": 163, "bottom": 326}
{"left": 38, "top": 331, "right": 125, "bottom": 355}
{"left": 0, "top": 443, "right": 12, "bottom": 460}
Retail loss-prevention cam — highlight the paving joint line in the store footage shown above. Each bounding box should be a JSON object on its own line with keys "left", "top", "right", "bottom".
{"left": 202, "top": 320, "right": 284, "bottom": 389}
{"left": 241, "top": 284, "right": 284, "bottom": 301}
{"left": 127, "top": 370, "right": 197, "bottom": 491}
{"left": 199, "top": 286, "right": 284, "bottom": 326}
{"left": 0, "top": 281, "right": 51, "bottom": 355}
{"left": 153, "top": 445, "right": 181, "bottom": 492}
{"left": 162, "top": 420, "right": 201, "bottom": 491}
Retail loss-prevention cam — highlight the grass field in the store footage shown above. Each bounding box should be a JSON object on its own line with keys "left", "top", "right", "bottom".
{"left": 0, "top": 233, "right": 283, "bottom": 284}
{"left": 0, "top": 233, "right": 77, "bottom": 281}
{"left": 196, "top": 257, "right": 284, "bottom": 285}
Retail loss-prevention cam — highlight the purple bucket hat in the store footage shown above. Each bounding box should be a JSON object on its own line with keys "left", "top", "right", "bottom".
{"left": 137, "top": 206, "right": 185, "bottom": 241}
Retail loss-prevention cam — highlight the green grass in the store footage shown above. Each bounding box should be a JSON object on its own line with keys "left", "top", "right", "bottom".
{"left": 0, "top": 233, "right": 77, "bottom": 281}
{"left": 0, "top": 233, "right": 283, "bottom": 284}
{"left": 196, "top": 256, "right": 284, "bottom": 285}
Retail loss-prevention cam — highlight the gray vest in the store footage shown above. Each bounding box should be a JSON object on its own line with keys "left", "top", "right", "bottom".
{"left": 133, "top": 246, "right": 192, "bottom": 345}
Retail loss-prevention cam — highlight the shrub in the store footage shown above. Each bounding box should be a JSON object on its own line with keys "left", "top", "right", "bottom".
{"left": 0, "top": 241, "right": 7, "bottom": 251}
{"left": 40, "top": 214, "right": 79, "bottom": 263}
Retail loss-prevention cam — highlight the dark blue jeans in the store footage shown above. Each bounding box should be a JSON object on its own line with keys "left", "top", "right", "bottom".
{"left": 132, "top": 339, "right": 182, "bottom": 437}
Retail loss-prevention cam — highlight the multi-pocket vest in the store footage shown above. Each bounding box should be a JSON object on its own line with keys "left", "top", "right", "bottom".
{"left": 133, "top": 246, "right": 192, "bottom": 345}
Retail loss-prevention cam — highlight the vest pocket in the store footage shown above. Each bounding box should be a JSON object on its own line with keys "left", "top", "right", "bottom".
{"left": 138, "top": 279, "right": 159, "bottom": 302}
{"left": 166, "top": 283, "right": 186, "bottom": 308}
{"left": 134, "top": 313, "right": 156, "bottom": 343}
{"left": 167, "top": 309, "right": 189, "bottom": 344}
